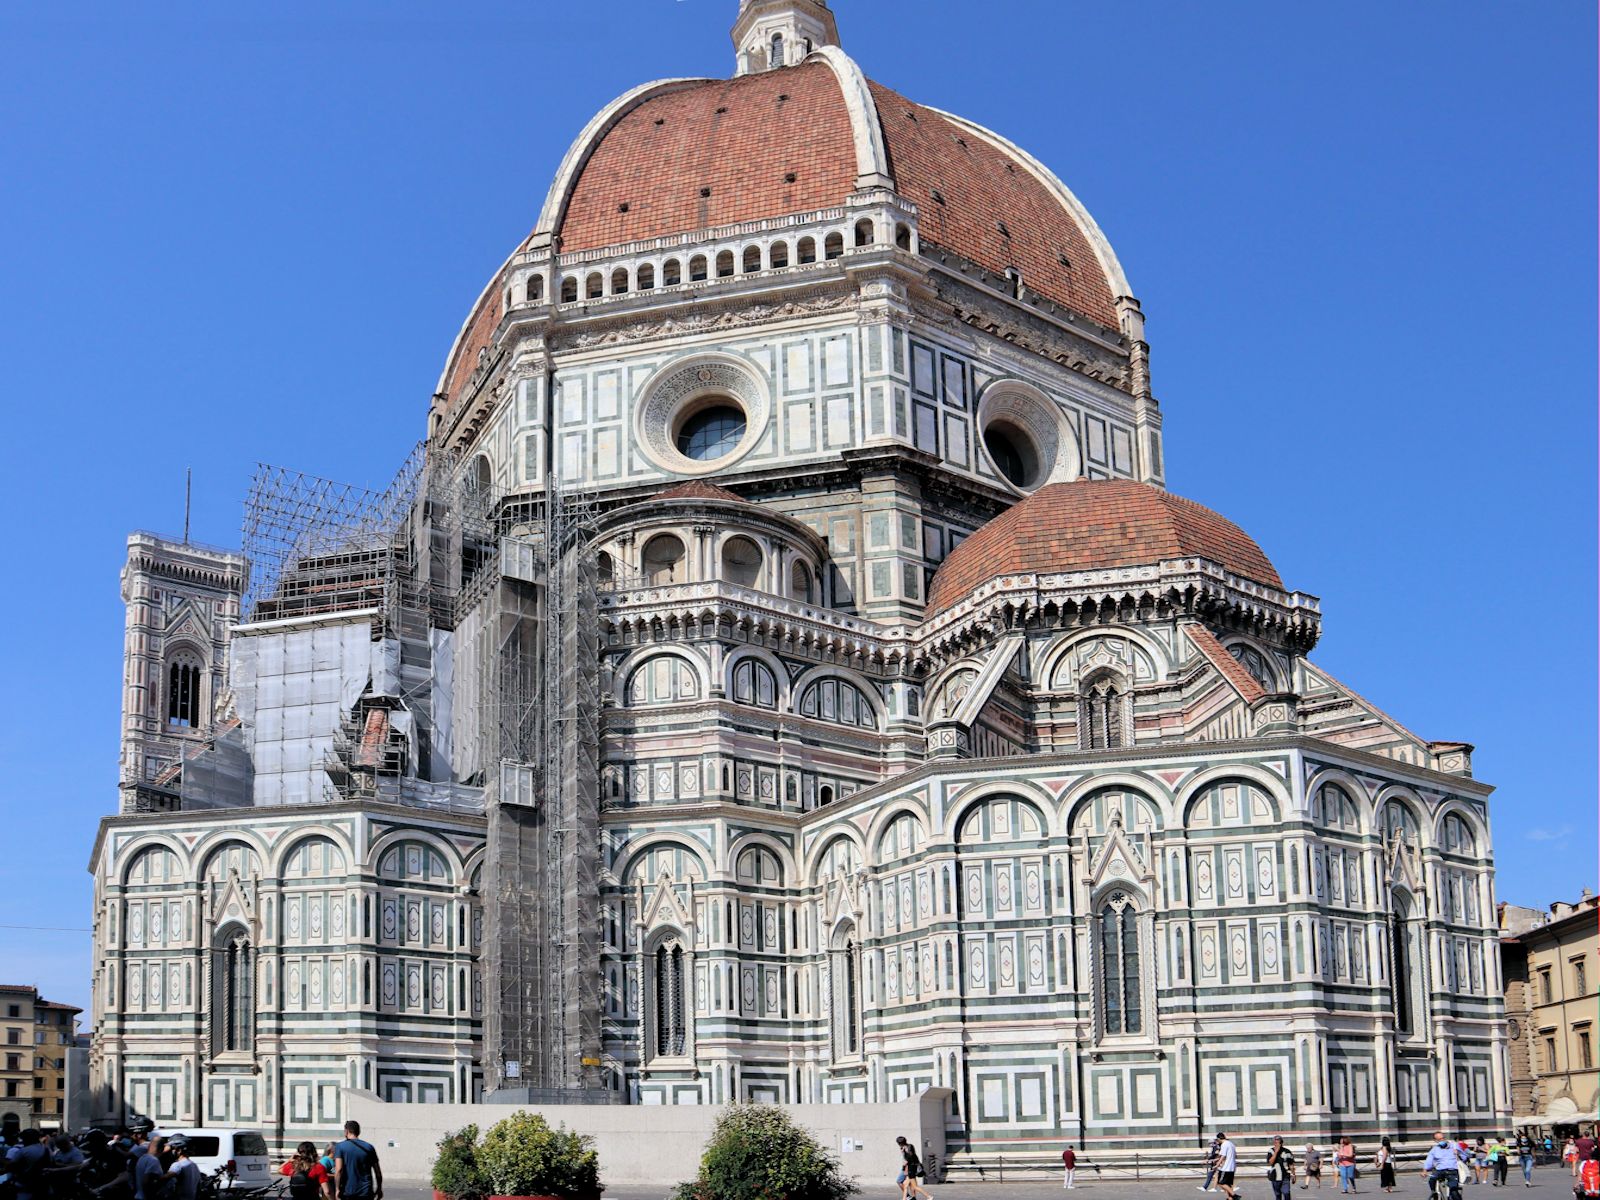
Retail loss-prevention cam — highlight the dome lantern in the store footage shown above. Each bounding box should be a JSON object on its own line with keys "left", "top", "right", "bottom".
{"left": 731, "top": 0, "right": 839, "bottom": 75}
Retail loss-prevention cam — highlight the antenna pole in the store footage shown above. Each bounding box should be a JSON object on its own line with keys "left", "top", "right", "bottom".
{"left": 183, "top": 468, "right": 192, "bottom": 544}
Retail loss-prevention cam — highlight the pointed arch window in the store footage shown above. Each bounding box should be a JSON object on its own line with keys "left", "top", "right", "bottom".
{"left": 167, "top": 656, "right": 202, "bottom": 727}
{"left": 829, "top": 924, "right": 861, "bottom": 1059}
{"left": 1080, "top": 673, "right": 1127, "bottom": 750}
{"left": 210, "top": 928, "right": 253, "bottom": 1055}
{"left": 652, "top": 940, "right": 686, "bottom": 1057}
{"left": 1389, "top": 889, "right": 1419, "bottom": 1037}
{"left": 1097, "top": 893, "right": 1142, "bottom": 1035}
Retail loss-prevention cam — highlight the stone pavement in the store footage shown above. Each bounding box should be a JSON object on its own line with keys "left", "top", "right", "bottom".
{"left": 386, "top": 1167, "right": 1576, "bottom": 1200}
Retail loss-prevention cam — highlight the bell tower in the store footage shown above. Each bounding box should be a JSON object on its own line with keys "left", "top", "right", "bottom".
{"left": 731, "top": 0, "right": 839, "bottom": 74}
{"left": 118, "top": 532, "right": 247, "bottom": 812}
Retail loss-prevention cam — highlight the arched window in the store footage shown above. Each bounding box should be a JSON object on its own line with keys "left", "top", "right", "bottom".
{"left": 585, "top": 272, "right": 603, "bottom": 299}
{"left": 824, "top": 232, "right": 844, "bottom": 260}
{"left": 818, "top": 784, "right": 835, "bottom": 807}
{"left": 770, "top": 241, "right": 789, "bottom": 268}
{"left": 596, "top": 551, "right": 615, "bottom": 585}
{"left": 731, "top": 658, "right": 777, "bottom": 709}
{"left": 1097, "top": 893, "right": 1142, "bottom": 1035}
{"left": 167, "top": 656, "right": 202, "bottom": 728}
{"left": 525, "top": 274, "right": 544, "bottom": 303}
{"left": 689, "top": 255, "right": 708, "bottom": 282}
{"left": 641, "top": 534, "right": 685, "bottom": 584}
{"left": 790, "top": 559, "right": 814, "bottom": 603}
{"left": 652, "top": 940, "right": 687, "bottom": 1058}
{"left": 560, "top": 276, "right": 578, "bottom": 303}
{"left": 636, "top": 263, "right": 655, "bottom": 291}
{"left": 662, "top": 259, "right": 682, "bottom": 286}
{"left": 720, "top": 536, "right": 762, "bottom": 587}
{"left": 626, "top": 656, "right": 700, "bottom": 705}
{"left": 211, "top": 928, "right": 253, "bottom": 1055}
{"left": 1079, "top": 673, "right": 1126, "bottom": 750}
{"left": 742, "top": 246, "right": 761, "bottom": 273}
{"left": 829, "top": 923, "right": 860, "bottom": 1059}
{"left": 797, "top": 237, "right": 817, "bottom": 264}
{"left": 610, "top": 267, "right": 629, "bottom": 295}
{"left": 853, "top": 218, "right": 874, "bottom": 247}
{"left": 798, "top": 677, "right": 878, "bottom": 729}
{"left": 715, "top": 250, "right": 735, "bottom": 278}
{"left": 769, "top": 32, "right": 784, "bottom": 69}
{"left": 1390, "top": 890, "right": 1418, "bottom": 1036}
{"left": 895, "top": 223, "right": 912, "bottom": 251}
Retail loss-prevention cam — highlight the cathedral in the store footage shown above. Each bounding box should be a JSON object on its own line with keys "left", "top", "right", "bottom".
{"left": 89, "top": 0, "right": 1510, "bottom": 1168}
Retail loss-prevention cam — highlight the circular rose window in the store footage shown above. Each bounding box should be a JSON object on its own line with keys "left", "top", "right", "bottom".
{"left": 636, "top": 355, "right": 769, "bottom": 476}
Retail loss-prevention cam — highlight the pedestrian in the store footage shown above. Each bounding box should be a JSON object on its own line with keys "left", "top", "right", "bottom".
{"left": 1062, "top": 1145, "right": 1077, "bottom": 1190}
{"left": 1304, "top": 1144, "right": 1324, "bottom": 1190}
{"left": 133, "top": 1136, "right": 166, "bottom": 1200}
{"left": 9, "top": 1130, "right": 52, "bottom": 1200}
{"left": 165, "top": 1137, "right": 200, "bottom": 1200}
{"left": 1577, "top": 1156, "right": 1600, "bottom": 1200}
{"left": 1268, "top": 1136, "right": 1297, "bottom": 1200}
{"left": 1579, "top": 1131, "right": 1599, "bottom": 1168}
{"left": 1517, "top": 1135, "right": 1535, "bottom": 1187}
{"left": 1567, "top": 1140, "right": 1581, "bottom": 1179}
{"left": 1474, "top": 1140, "right": 1490, "bottom": 1186}
{"left": 331, "top": 1122, "right": 382, "bottom": 1200}
{"left": 320, "top": 1145, "right": 337, "bottom": 1175}
{"left": 1201, "top": 1133, "right": 1223, "bottom": 1192}
{"left": 1217, "top": 1131, "right": 1241, "bottom": 1200}
{"left": 282, "top": 1141, "right": 333, "bottom": 1200}
{"left": 894, "top": 1136, "right": 931, "bottom": 1200}
{"left": 1423, "top": 1131, "right": 1465, "bottom": 1200}
{"left": 1492, "top": 1137, "right": 1511, "bottom": 1187}
{"left": 1376, "top": 1137, "right": 1396, "bottom": 1193}
{"left": 1336, "top": 1137, "right": 1358, "bottom": 1194}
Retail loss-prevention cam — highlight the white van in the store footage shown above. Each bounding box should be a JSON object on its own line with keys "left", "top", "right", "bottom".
{"left": 153, "top": 1129, "right": 274, "bottom": 1191}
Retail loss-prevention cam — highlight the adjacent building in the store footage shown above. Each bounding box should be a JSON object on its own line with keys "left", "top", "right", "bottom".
{"left": 0, "top": 987, "right": 82, "bottom": 1130}
{"left": 1501, "top": 893, "right": 1599, "bottom": 1134}
{"left": 88, "top": 0, "right": 1509, "bottom": 1169}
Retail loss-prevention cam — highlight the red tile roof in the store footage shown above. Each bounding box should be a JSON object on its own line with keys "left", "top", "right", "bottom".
{"left": 559, "top": 63, "right": 858, "bottom": 251}
{"left": 1184, "top": 623, "right": 1267, "bottom": 704}
{"left": 652, "top": 480, "right": 748, "bottom": 503}
{"left": 868, "top": 82, "right": 1119, "bottom": 327}
{"left": 926, "top": 479, "right": 1283, "bottom": 615}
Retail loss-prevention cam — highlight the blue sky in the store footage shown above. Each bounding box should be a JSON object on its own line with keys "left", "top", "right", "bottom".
{"left": 0, "top": 1, "right": 1592, "bottom": 1012}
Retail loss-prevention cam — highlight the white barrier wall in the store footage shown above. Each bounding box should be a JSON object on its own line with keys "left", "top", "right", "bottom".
{"left": 343, "top": 1089, "right": 951, "bottom": 1187}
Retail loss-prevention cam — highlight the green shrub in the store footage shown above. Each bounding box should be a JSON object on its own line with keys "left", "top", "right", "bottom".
{"left": 477, "top": 1111, "right": 602, "bottom": 1200}
{"left": 678, "top": 1105, "right": 858, "bottom": 1200}
{"left": 432, "top": 1125, "right": 483, "bottom": 1200}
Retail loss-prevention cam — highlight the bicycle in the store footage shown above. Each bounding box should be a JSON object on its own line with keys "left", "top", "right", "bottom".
{"left": 1428, "top": 1170, "right": 1463, "bottom": 1200}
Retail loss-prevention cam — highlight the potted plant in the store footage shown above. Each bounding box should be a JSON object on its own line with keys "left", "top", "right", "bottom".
{"left": 432, "top": 1125, "right": 483, "bottom": 1200}
{"left": 478, "top": 1111, "right": 602, "bottom": 1200}
{"left": 674, "top": 1104, "right": 858, "bottom": 1200}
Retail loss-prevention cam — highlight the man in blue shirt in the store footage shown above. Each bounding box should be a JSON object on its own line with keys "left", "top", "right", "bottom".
{"left": 8, "top": 1130, "right": 51, "bottom": 1200}
{"left": 133, "top": 1136, "right": 166, "bottom": 1200}
{"left": 332, "top": 1122, "right": 383, "bottom": 1200}
{"left": 1421, "top": 1131, "right": 1463, "bottom": 1200}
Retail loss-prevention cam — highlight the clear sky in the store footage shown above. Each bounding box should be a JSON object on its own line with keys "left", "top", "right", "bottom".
{"left": 0, "top": 1, "right": 1593, "bottom": 1013}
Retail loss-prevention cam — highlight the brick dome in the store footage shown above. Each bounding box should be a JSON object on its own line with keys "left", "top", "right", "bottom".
{"left": 437, "top": 44, "right": 1129, "bottom": 409}
{"left": 926, "top": 480, "right": 1283, "bottom": 616}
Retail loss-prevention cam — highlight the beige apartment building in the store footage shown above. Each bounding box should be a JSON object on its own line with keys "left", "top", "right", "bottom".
{"left": 1502, "top": 893, "right": 1599, "bottom": 1133}
{"left": 0, "top": 986, "right": 82, "bottom": 1131}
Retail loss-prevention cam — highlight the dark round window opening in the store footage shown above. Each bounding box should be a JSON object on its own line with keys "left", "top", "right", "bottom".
{"left": 677, "top": 404, "right": 746, "bottom": 461}
{"left": 984, "top": 426, "right": 1031, "bottom": 486}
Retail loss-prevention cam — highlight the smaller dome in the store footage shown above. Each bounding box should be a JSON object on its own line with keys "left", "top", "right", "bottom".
{"left": 926, "top": 480, "right": 1283, "bottom": 615}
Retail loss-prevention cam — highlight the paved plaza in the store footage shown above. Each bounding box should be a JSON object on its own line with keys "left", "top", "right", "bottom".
{"left": 387, "top": 1168, "right": 1578, "bottom": 1200}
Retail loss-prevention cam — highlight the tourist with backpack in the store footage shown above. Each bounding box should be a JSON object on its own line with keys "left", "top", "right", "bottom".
{"left": 282, "top": 1143, "right": 333, "bottom": 1200}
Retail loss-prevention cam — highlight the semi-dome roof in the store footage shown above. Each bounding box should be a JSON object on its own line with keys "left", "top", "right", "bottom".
{"left": 925, "top": 480, "right": 1284, "bottom": 616}
{"left": 437, "top": 28, "right": 1131, "bottom": 409}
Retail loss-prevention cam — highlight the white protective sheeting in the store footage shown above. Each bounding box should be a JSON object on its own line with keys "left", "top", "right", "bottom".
{"left": 232, "top": 618, "right": 375, "bottom": 805}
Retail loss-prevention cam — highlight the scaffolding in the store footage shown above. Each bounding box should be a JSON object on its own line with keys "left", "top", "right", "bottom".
{"left": 241, "top": 443, "right": 425, "bottom": 623}
{"left": 436, "top": 450, "right": 604, "bottom": 1098}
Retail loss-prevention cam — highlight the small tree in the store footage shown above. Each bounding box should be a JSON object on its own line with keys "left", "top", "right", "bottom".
{"left": 432, "top": 1125, "right": 483, "bottom": 1200}
{"left": 477, "top": 1112, "right": 602, "bottom": 1200}
{"left": 679, "top": 1105, "right": 858, "bottom": 1200}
